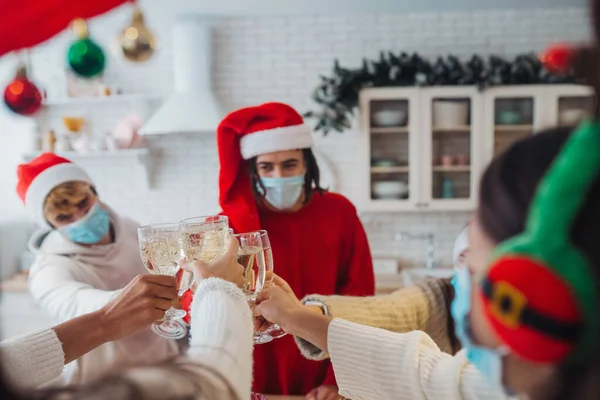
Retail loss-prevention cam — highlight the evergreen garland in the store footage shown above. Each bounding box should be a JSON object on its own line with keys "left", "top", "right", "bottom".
{"left": 304, "top": 52, "right": 578, "bottom": 135}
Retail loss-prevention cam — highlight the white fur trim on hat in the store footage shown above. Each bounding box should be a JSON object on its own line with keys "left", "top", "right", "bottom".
{"left": 25, "top": 163, "right": 93, "bottom": 228}
{"left": 240, "top": 123, "right": 313, "bottom": 160}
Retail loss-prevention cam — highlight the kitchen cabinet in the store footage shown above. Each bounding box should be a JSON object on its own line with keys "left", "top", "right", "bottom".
{"left": 359, "top": 84, "right": 593, "bottom": 212}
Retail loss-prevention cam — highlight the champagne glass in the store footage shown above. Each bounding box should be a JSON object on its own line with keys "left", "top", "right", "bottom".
{"left": 180, "top": 215, "right": 230, "bottom": 266}
{"left": 255, "top": 230, "right": 288, "bottom": 344}
{"left": 138, "top": 223, "right": 188, "bottom": 340}
{"left": 233, "top": 231, "right": 267, "bottom": 301}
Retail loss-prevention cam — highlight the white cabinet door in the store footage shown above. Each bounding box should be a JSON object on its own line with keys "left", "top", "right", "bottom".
{"left": 419, "top": 87, "right": 482, "bottom": 211}
{"left": 542, "top": 85, "right": 594, "bottom": 127}
{"left": 483, "top": 86, "right": 546, "bottom": 164}
{"left": 359, "top": 88, "right": 420, "bottom": 212}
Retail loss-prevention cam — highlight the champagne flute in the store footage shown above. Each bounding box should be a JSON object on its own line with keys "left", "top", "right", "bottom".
{"left": 255, "top": 230, "right": 288, "bottom": 344}
{"left": 233, "top": 231, "right": 267, "bottom": 301}
{"left": 138, "top": 223, "right": 188, "bottom": 340}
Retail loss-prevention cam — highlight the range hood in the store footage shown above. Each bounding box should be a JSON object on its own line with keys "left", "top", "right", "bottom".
{"left": 139, "top": 16, "right": 222, "bottom": 135}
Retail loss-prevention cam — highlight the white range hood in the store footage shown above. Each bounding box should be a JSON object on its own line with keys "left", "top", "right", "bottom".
{"left": 139, "top": 16, "right": 222, "bottom": 135}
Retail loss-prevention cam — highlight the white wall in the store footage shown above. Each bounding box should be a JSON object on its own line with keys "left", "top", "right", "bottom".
{"left": 0, "top": 4, "right": 590, "bottom": 272}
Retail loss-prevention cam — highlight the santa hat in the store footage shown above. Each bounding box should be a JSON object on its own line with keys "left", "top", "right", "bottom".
{"left": 16, "top": 153, "right": 93, "bottom": 228}
{"left": 217, "top": 102, "right": 313, "bottom": 233}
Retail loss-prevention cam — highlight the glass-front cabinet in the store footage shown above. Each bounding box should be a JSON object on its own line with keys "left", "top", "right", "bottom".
{"left": 359, "top": 84, "right": 592, "bottom": 212}
{"left": 420, "top": 88, "right": 482, "bottom": 210}
{"left": 359, "top": 88, "right": 420, "bottom": 211}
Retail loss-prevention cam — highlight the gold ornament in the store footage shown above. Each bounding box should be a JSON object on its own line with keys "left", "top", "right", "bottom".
{"left": 118, "top": 7, "right": 156, "bottom": 62}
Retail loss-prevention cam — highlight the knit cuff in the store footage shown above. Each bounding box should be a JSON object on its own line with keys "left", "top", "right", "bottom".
{"left": 293, "top": 295, "right": 331, "bottom": 360}
{"left": 0, "top": 328, "right": 65, "bottom": 388}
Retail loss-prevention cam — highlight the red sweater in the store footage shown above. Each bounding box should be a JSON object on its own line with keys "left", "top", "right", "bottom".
{"left": 249, "top": 192, "right": 375, "bottom": 395}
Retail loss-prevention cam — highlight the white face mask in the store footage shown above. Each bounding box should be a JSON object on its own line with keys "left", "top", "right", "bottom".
{"left": 259, "top": 175, "right": 305, "bottom": 210}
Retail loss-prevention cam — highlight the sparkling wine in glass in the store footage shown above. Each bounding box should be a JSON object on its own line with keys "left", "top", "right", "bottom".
{"left": 234, "top": 231, "right": 266, "bottom": 300}
{"left": 138, "top": 223, "right": 188, "bottom": 340}
{"left": 254, "top": 230, "right": 288, "bottom": 344}
{"left": 180, "top": 215, "right": 230, "bottom": 265}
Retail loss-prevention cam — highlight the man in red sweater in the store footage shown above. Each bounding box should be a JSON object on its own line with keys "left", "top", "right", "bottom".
{"left": 216, "top": 102, "right": 375, "bottom": 398}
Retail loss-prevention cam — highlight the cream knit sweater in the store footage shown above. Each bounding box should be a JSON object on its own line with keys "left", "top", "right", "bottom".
{"left": 0, "top": 278, "right": 253, "bottom": 399}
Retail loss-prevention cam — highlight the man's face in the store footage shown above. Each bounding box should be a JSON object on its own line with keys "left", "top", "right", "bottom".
{"left": 43, "top": 182, "right": 98, "bottom": 228}
{"left": 255, "top": 149, "right": 306, "bottom": 178}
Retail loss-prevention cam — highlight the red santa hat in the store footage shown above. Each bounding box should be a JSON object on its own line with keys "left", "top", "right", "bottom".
{"left": 16, "top": 152, "right": 93, "bottom": 228}
{"left": 217, "top": 102, "right": 313, "bottom": 233}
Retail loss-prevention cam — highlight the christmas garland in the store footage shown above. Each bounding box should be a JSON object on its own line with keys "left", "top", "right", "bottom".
{"left": 304, "top": 52, "right": 579, "bottom": 135}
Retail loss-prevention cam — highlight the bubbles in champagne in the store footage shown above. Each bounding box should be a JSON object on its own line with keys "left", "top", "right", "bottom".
{"left": 140, "top": 237, "right": 182, "bottom": 277}
{"left": 181, "top": 227, "right": 228, "bottom": 262}
{"left": 238, "top": 245, "right": 266, "bottom": 299}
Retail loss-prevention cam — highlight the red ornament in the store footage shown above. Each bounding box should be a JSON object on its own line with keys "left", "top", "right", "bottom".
{"left": 540, "top": 44, "right": 575, "bottom": 73}
{"left": 3, "top": 65, "right": 42, "bottom": 116}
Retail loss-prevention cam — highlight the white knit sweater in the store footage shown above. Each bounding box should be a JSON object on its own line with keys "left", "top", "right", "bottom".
{"left": 0, "top": 278, "right": 253, "bottom": 400}
{"left": 328, "top": 318, "right": 516, "bottom": 400}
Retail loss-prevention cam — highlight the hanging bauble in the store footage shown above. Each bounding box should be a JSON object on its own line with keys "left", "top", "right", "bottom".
{"left": 118, "top": 6, "right": 156, "bottom": 62}
{"left": 67, "top": 19, "right": 106, "bottom": 78}
{"left": 540, "top": 44, "right": 575, "bottom": 74}
{"left": 3, "top": 64, "right": 42, "bottom": 116}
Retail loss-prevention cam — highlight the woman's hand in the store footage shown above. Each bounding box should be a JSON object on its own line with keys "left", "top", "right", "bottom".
{"left": 181, "top": 235, "right": 245, "bottom": 287}
{"left": 255, "top": 284, "right": 305, "bottom": 332}
{"left": 99, "top": 274, "right": 179, "bottom": 342}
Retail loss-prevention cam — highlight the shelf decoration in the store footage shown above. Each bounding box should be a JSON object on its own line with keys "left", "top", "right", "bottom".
{"left": 3, "top": 63, "right": 42, "bottom": 116}
{"left": 305, "top": 51, "right": 580, "bottom": 135}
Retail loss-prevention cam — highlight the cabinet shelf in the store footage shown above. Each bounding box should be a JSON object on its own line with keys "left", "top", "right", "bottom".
{"left": 432, "top": 126, "right": 471, "bottom": 133}
{"left": 371, "top": 127, "right": 409, "bottom": 134}
{"left": 371, "top": 166, "right": 409, "bottom": 173}
{"left": 432, "top": 165, "right": 470, "bottom": 172}
{"left": 494, "top": 124, "right": 533, "bottom": 132}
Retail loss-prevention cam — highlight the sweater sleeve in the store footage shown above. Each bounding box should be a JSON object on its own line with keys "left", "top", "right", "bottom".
{"left": 295, "top": 285, "right": 431, "bottom": 360}
{"left": 28, "top": 256, "right": 120, "bottom": 323}
{"left": 328, "top": 319, "right": 513, "bottom": 400}
{"left": 119, "top": 278, "right": 253, "bottom": 400}
{"left": 295, "top": 278, "right": 455, "bottom": 360}
{"left": 0, "top": 328, "right": 65, "bottom": 389}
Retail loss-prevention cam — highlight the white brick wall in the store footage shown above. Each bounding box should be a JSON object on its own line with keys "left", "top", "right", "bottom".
{"left": 8, "top": 6, "right": 590, "bottom": 268}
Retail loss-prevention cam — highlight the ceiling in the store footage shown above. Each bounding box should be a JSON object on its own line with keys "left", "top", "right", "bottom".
{"left": 144, "top": 0, "right": 585, "bottom": 16}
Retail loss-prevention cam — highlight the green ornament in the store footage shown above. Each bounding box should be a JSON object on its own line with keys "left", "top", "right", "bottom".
{"left": 67, "top": 38, "right": 105, "bottom": 78}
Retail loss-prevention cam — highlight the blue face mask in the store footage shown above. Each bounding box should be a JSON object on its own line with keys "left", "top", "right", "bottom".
{"left": 59, "top": 202, "right": 111, "bottom": 244}
{"left": 451, "top": 266, "right": 512, "bottom": 394}
{"left": 259, "top": 175, "right": 305, "bottom": 210}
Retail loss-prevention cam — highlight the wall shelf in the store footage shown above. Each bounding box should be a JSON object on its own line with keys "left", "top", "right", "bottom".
{"left": 23, "top": 148, "right": 152, "bottom": 188}
{"left": 42, "top": 94, "right": 163, "bottom": 107}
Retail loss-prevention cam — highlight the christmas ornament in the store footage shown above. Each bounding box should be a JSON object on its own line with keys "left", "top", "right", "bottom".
{"left": 540, "top": 44, "right": 575, "bottom": 73}
{"left": 118, "top": 6, "right": 156, "bottom": 62}
{"left": 67, "top": 19, "right": 106, "bottom": 78}
{"left": 3, "top": 64, "right": 42, "bottom": 116}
